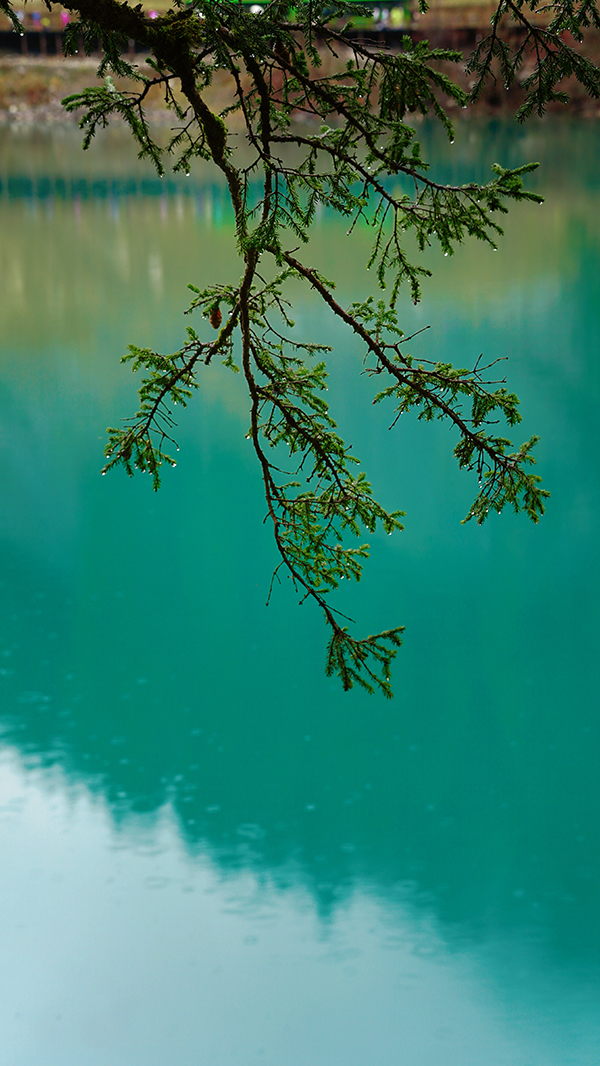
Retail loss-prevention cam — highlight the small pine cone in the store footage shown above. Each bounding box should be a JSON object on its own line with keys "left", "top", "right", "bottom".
{"left": 209, "top": 305, "right": 222, "bottom": 330}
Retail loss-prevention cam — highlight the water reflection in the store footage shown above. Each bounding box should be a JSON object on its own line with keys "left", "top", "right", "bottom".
{"left": 1, "top": 121, "right": 599, "bottom": 1063}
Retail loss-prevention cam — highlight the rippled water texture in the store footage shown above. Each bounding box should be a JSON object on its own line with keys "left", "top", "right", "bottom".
{"left": 0, "top": 120, "right": 599, "bottom": 1065}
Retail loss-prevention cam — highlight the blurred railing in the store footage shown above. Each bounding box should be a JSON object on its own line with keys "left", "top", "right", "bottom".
{"left": 0, "top": 0, "right": 509, "bottom": 57}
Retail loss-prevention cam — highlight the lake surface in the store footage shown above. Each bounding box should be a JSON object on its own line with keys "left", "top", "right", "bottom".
{"left": 0, "top": 119, "right": 599, "bottom": 1065}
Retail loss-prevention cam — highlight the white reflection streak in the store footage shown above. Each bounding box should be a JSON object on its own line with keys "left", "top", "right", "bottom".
{"left": 0, "top": 749, "right": 596, "bottom": 1066}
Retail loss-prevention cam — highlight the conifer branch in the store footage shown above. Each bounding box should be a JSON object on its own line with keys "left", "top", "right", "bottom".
{"left": 7, "top": 0, "right": 597, "bottom": 691}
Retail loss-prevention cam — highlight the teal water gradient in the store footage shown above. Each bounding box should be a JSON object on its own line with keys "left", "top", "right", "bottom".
{"left": 0, "top": 122, "right": 599, "bottom": 1065}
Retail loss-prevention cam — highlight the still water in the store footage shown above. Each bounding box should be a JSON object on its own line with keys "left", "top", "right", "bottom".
{"left": 0, "top": 119, "right": 599, "bottom": 1065}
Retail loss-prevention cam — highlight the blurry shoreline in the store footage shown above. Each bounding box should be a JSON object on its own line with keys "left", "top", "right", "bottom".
{"left": 1, "top": 40, "right": 600, "bottom": 128}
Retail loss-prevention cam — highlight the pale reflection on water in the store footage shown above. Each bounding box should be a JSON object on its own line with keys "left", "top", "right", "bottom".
{"left": 1, "top": 122, "right": 600, "bottom": 1064}
{"left": 1, "top": 751, "right": 598, "bottom": 1066}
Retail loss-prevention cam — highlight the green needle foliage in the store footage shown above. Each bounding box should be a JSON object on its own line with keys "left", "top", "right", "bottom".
{"left": 11, "top": 0, "right": 600, "bottom": 694}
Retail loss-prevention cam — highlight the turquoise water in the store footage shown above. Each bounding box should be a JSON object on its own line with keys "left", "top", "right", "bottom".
{"left": 0, "top": 121, "right": 599, "bottom": 1065}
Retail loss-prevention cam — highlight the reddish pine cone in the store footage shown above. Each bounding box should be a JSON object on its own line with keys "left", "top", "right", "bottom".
{"left": 209, "top": 305, "right": 222, "bottom": 330}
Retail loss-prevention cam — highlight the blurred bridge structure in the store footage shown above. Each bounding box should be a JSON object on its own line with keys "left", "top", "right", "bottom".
{"left": 0, "top": 0, "right": 551, "bottom": 57}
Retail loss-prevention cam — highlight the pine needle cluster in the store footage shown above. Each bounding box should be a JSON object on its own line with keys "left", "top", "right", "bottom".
{"left": 10, "top": 0, "right": 598, "bottom": 694}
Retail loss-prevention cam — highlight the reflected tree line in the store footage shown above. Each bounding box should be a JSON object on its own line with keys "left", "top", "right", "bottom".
{"left": 0, "top": 531, "right": 598, "bottom": 963}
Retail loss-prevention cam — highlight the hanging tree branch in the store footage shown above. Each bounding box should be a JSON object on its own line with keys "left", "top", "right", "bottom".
{"left": 12, "top": 0, "right": 600, "bottom": 694}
